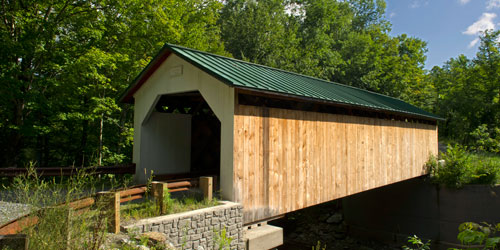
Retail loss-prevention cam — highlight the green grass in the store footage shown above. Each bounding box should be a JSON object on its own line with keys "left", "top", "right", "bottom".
{"left": 468, "top": 152, "right": 500, "bottom": 168}
{"left": 468, "top": 152, "right": 500, "bottom": 185}
{"left": 120, "top": 195, "right": 219, "bottom": 222}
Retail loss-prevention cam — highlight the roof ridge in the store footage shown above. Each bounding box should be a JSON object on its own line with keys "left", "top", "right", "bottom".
{"left": 165, "top": 43, "right": 409, "bottom": 104}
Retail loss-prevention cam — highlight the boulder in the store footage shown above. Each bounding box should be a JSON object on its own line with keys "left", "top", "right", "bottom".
{"left": 138, "top": 232, "right": 167, "bottom": 245}
{"left": 326, "top": 212, "right": 343, "bottom": 224}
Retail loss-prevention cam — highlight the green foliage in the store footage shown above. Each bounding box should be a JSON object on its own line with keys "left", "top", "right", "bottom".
{"left": 312, "top": 241, "right": 327, "bottom": 250}
{"left": 402, "top": 235, "right": 431, "bottom": 250}
{"left": 121, "top": 198, "right": 158, "bottom": 221}
{"left": 219, "top": 0, "right": 428, "bottom": 103}
{"left": 1, "top": 0, "right": 498, "bottom": 167}
{"left": 428, "top": 31, "right": 500, "bottom": 149}
{"left": 428, "top": 145, "right": 500, "bottom": 188}
{"left": 6, "top": 164, "right": 113, "bottom": 250}
{"left": 121, "top": 194, "right": 219, "bottom": 222}
{"left": 162, "top": 186, "right": 174, "bottom": 212}
{"left": 429, "top": 144, "right": 471, "bottom": 188}
{"left": 0, "top": 0, "right": 226, "bottom": 168}
{"left": 112, "top": 228, "right": 174, "bottom": 250}
{"left": 470, "top": 124, "right": 500, "bottom": 153}
{"left": 450, "top": 222, "right": 500, "bottom": 250}
{"left": 213, "top": 227, "right": 233, "bottom": 250}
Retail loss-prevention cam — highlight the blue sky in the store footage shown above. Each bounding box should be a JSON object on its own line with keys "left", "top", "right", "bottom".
{"left": 385, "top": 0, "right": 500, "bottom": 69}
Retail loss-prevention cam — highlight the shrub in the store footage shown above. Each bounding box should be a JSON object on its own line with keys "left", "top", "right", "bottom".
{"left": 470, "top": 124, "right": 500, "bottom": 153}
{"left": 428, "top": 144, "right": 472, "bottom": 188}
{"left": 213, "top": 227, "right": 233, "bottom": 250}
{"left": 402, "top": 235, "right": 431, "bottom": 250}
{"left": 451, "top": 222, "right": 500, "bottom": 250}
{"left": 312, "top": 241, "right": 327, "bottom": 250}
{"left": 427, "top": 144, "right": 500, "bottom": 188}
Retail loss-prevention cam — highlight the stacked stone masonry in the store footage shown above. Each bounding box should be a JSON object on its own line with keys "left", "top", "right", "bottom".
{"left": 123, "top": 201, "right": 245, "bottom": 250}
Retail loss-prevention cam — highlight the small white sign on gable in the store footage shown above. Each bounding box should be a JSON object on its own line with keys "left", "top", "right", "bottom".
{"left": 169, "top": 65, "right": 183, "bottom": 77}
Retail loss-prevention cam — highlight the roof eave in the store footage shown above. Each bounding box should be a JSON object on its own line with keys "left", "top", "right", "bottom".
{"left": 235, "top": 86, "right": 444, "bottom": 122}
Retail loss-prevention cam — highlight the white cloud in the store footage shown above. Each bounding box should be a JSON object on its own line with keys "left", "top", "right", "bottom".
{"left": 487, "top": 0, "right": 500, "bottom": 9}
{"left": 463, "top": 13, "right": 497, "bottom": 35}
{"left": 468, "top": 38, "right": 480, "bottom": 48}
{"left": 389, "top": 12, "right": 396, "bottom": 18}
{"left": 409, "top": 0, "right": 429, "bottom": 8}
{"left": 459, "top": 0, "right": 471, "bottom": 5}
{"left": 463, "top": 13, "right": 497, "bottom": 49}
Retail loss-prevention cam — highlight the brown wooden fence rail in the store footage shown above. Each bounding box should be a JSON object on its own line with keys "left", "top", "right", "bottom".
{"left": 0, "top": 176, "right": 215, "bottom": 236}
{"left": 0, "top": 163, "right": 136, "bottom": 177}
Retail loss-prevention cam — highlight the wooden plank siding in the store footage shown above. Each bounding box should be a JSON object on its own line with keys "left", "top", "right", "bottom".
{"left": 233, "top": 104, "right": 438, "bottom": 224}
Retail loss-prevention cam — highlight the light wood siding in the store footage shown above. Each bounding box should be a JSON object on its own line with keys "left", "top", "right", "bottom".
{"left": 233, "top": 104, "right": 438, "bottom": 224}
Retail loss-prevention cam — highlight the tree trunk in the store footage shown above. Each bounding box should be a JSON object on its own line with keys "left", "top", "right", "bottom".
{"left": 77, "top": 97, "right": 89, "bottom": 167}
{"left": 8, "top": 99, "right": 25, "bottom": 167}
{"left": 116, "top": 105, "right": 129, "bottom": 155}
{"left": 98, "top": 113, "right": 104, "bottom": 166}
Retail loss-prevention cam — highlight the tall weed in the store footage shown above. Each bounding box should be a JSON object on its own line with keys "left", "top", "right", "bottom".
{"left": 6, "top": 164, "right": 122, "bottom": 250}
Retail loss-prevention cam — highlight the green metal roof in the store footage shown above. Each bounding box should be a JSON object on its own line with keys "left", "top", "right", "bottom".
{"left": 122, "top": 43, "right": 442, "bottom": 121}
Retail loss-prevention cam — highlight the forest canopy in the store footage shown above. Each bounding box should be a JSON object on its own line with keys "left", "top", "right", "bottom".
{"left": 1, "top": 0, "right": 498, "bottom": 168}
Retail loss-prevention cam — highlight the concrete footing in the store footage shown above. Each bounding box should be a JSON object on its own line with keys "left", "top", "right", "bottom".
{"left": 245, "top": 224, "right": 283, "bottom": 250}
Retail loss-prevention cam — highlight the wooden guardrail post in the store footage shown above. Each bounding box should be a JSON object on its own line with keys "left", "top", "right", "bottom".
{"left": 0, "top": 234, "right": 29, "bottom": 250}
{"left": 152, "top": 181, "right": 168, "bottom": 215}
{"left": 97, "top": 191, "right": 120, "bottom": 234}
{"left": 200, "top": 176, "right": 213, "bottom": 201}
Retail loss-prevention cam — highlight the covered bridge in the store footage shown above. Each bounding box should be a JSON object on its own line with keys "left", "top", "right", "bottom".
{"left": 120, "top": 44, "right": 440, "bottom": 224}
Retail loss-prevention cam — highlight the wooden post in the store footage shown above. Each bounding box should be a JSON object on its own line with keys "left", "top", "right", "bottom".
{"left": 0, "top": 234, "right": 29, "bottom": 250}
{"left": 200, "top": 177, "right": 213, "bottom": 200}
{"left": 213, "top": 175, "right": 218, "bottom": 191}
{"left": 97, "top": 191, "right": 120, "bottom": 234}
{"left": 152, "top": 181, "right": 168, "bottom": 215}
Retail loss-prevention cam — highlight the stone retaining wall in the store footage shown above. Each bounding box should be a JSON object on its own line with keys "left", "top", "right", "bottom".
{"left": 123, "top": 201, "right": 245, "bottom": 250}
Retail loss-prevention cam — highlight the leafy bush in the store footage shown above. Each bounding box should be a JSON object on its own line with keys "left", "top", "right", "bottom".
{"left": 428, "top": 144, "right": 472, "bottom": 188}
{"left": 470, "top": 124, "right": 500, "bottom": 153}
{"left": 312, "top": 241, "right": 327, "bottom": 250}
{"left": 402, "top": 235, "right": 431, "bottom": 250}
{"left": 213, "top": 227, "right": 233, "bottom": 250}
{"left": 427, "top": 144, "right": 500, "bottom": 188}
{"left": 450, "top": 222, "right": 500, "bottom": 250}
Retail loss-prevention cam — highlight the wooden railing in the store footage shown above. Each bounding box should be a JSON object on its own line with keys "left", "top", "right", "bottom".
{"left": 0, "top": 176, "right": 214, "bottom": 237}
{"left": 0, "top": 163, "right": 136, "bottom": 177}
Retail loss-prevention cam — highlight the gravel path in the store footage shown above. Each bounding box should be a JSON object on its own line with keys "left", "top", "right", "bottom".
{"left": 0, "top": 201, "right": 33, "bottom": 226}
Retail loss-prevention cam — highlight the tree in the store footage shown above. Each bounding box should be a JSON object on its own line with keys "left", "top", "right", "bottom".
{"left": 219, "top": 0, "right": 428, "bottom": 102}
{"left": 473, "top": 30, "right": 500, "bottom": 129}
{"left": 427, "top": 30, "right": 500, "bottom": 147}
{"left": 219, "top": 0, "right": 302, "bottom": 71}
{"left": 0, "top": 0, "right": 105, "bottom": 167}
{"left": 0, "top": 0, "right": 226, "bottom": 167}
